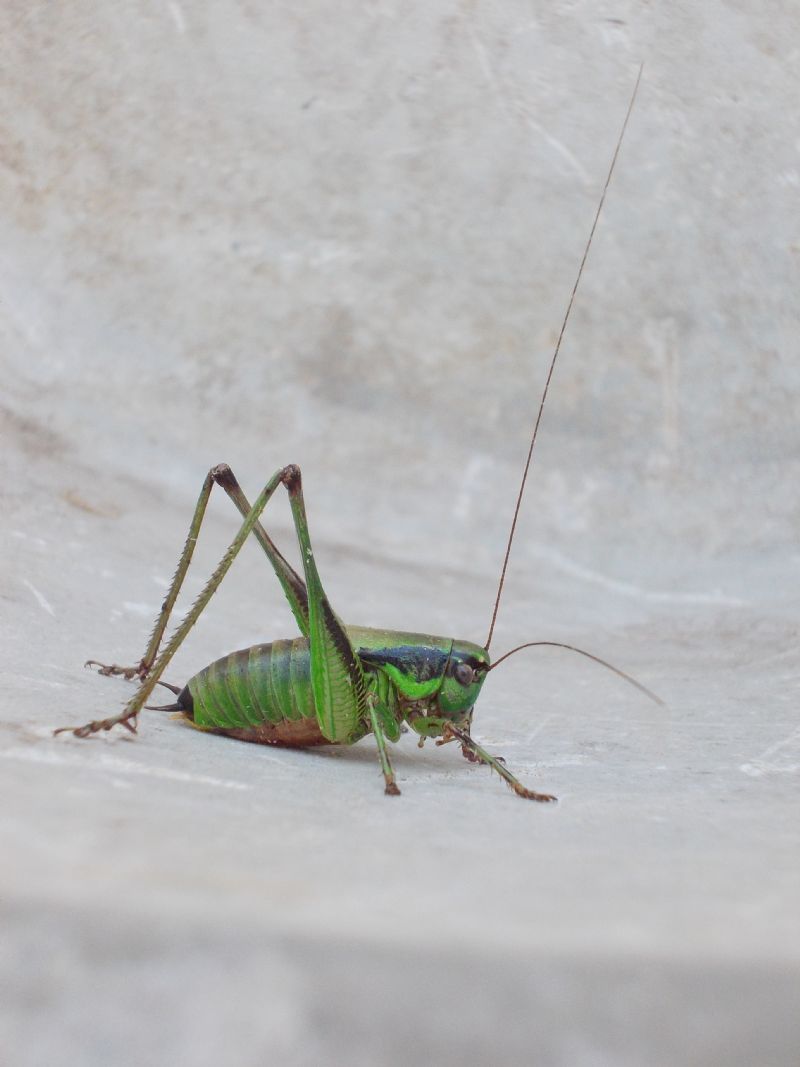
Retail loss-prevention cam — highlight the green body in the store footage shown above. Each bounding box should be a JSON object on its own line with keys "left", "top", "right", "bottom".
{"left": 187, "top": 626, "right": 489, "bottom": 747}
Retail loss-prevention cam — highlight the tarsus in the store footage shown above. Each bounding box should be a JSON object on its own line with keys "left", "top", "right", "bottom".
{"left": 485, "top": 64, "right": 644, "bottom": 651}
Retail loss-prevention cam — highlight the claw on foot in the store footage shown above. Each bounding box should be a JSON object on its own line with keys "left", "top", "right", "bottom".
{"left": 513, "top": 785, "right": 558, "bottom": 803}
{"left": 85, "top": 659, "right": 147, "bottom": 681}
{"left": 53, "top": 714, "right": 139, "bottom": 739}
{"left": 385, "top": 782, "right": 401, "bottom": 796}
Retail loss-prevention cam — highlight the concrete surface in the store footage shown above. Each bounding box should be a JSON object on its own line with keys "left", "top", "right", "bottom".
{"left": 1, "top": 2, "right": 799, "bottom": 1065}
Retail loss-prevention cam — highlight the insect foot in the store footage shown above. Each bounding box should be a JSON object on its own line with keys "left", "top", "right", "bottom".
{"left": 512, "top": 783, "right": 557, "bottom": 803}
{"left": 54, "top": 711, "right": 139, "bottom": 739}
{"left": 385, "top": 782, "right": 401, "bottom": 797}
{"left": 85, "top": 659, "right": 148, "bottom": 681}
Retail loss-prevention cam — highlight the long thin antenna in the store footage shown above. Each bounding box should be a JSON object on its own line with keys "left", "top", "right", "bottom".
{"left": 488, "top": 639, "right": 664, "bottom": 707}
{"left": 485, "top": 65, "right": 643, "bottom": 651}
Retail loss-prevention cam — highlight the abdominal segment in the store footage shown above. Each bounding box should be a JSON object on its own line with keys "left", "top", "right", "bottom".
{"left": 181, "top": 638, "right": 327, "bottom": 746}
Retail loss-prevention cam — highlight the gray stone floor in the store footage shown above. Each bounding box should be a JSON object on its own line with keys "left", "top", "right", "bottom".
{"left": 2, "top": 463, "right": 798, "bottom": 1065}
{"left": 2, "top": 2, "right": 799, "bottom": 1063}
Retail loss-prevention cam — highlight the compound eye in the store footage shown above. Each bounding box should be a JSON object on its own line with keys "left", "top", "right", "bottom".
{"left": 453, "top": 662, "right": 475, "bottom": 686}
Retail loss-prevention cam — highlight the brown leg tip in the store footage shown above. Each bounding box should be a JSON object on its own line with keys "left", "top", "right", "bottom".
{"left": 385, "top": 782, "right": 401, "bottom": 796}
{"left": 518, "top": 789, "right": 558, "bottom": 803}
{"left": 85, "top": 660, "right": 111, "bottom": 676}
{"left": 85, "top": 660, "right": 141, "bottom": 680}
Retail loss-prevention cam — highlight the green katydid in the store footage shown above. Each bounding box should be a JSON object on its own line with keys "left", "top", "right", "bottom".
{"left": 56, "top": 67, "right": 659, "bottom": 800}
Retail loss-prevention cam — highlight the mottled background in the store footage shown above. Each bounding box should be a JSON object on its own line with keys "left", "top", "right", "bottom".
{"left": 2, "top": 3, "right": 798, "bottom": 1065}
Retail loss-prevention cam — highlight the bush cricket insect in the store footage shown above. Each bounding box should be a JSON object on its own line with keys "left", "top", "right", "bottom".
{"left": 56, "top": 66, "right": 660, "bottom": 800}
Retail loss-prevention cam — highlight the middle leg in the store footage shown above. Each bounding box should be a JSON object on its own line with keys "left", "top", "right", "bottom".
{"left": 368, "top": 703, "right": 401, "bottom": 796}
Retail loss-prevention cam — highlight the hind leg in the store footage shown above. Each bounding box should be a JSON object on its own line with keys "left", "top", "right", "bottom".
{"left": 87, "top": 464, "right": 310, "bottom": 682}
{"left": 58, "top": 467, "right": 298, "bottom": 738}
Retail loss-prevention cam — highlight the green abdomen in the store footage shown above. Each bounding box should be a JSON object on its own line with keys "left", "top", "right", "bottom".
{"left": 188, "top": 638, "right": 316, "bottom": 732}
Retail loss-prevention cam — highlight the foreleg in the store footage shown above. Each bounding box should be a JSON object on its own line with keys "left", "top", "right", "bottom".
{"left": 439, "top": 723, "right": 557, "bottom": 802}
